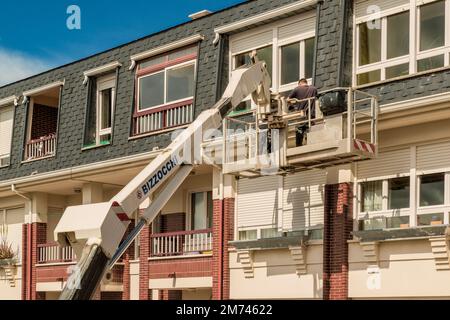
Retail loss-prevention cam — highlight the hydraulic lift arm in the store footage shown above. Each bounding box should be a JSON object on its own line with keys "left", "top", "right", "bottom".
{"left": 54, "top": 56, "right": 271, "bottom": 300}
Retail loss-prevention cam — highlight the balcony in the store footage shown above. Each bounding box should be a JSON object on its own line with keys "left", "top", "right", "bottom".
{"left": 133, "top": 99, "right": 194, "bottom": 136}
{"left": 24, "top": 133, "right": 57, "bottom": 161}
{"left": 150, "top": 229, "right": 212, "bottom": 258}
{"left": 37, "top": 242, "right": 75, "bottom": 264}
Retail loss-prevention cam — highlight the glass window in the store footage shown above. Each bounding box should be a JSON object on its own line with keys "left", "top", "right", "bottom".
{"left": 139, "top": 72, "right": 165, "bottom": 109}
{"left": 417, "top": 54, "right": 445, "bottom": 72}
{"left": 420, "top": 0, "right": 445, "bottom": 51}
{"left": 191, "top": 191, "right": 213, "bottom": 230}
{"left": 281, "top": 42, "right": 300, "bottom": 85}
{"left": 235, "top": 46, "right": 273, "bottom": 79}
{"left": 388, "top": 177, "right": 410, "bottom": 209}
{"left": 387, "top": 12, "right": 410, "bottom": 59}
{"left": 304, "top": 38, "right": 315, "bottom": 79}
{"left": 100, "top": 88, "right": 112, "bottom": 130}
{"left": 386, "top": 216, "right": 410, "bottom": 229}
{"left": 261, "top": 228, "right": 282, "bottom": 239}
{"left": 359, "top": 22, "right": 382, "bottom": 66}
{"left": 166, "top": 64, "right": 195, "bottom": 102}
{"left": 420, "top": 173, "right": 445, "bottom": 206}
{"left": 385, "top": 63, "right": 409, "bottom": 79}
{"left": 418, "top": 213, "right": 444, "bottom": 226}
{"left": 238, "top": 230, "right": 257, "bottom": 240}
{"left": 361, "top": 181, "right": 383, "bottom": 212}
{"left": 357, "top": 70, "right": 381, "bottom": 85}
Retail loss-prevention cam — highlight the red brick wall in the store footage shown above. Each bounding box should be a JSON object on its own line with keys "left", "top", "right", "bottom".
{"left": 21, "top": 224, "right": 28, "bottom": 300}
{"left": 148, "top": 256, "right": 212, "bottom": 279}
{"left": 323, "top": 183, "right": 353, "bottom": 300}
{"left": 139, "top": 224, "right": 150, "bottom": 300}
{"left": 160, "top": 290, "right": 182, "bottom": 300}
{"left": 212, "top": 198, "right": 234, "bottom": 300}
{"left": 36, "top": 264, "right": 72, "bottom": 282}
{"left": 31, "top": 223, "right": 47, "bottom": 300}
{"left": 30, "top": 104, "right": 58, "bottom": 140}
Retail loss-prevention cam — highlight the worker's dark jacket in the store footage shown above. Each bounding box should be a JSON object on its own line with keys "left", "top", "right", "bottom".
{"left": 288, "top": 85, "right": 318, "bottom": 118}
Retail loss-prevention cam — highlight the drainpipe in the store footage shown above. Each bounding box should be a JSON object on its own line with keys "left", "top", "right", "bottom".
{"left": 11, "top": 184, "right": 32, "bottom": 300}
{"left": 312, "top": 0, "right": 323, "bottom": 86}
{"left": 337, "top": 0, "right": 350, "bottom": 87}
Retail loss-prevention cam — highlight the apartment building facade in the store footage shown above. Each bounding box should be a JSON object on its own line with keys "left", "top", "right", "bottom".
{"left": 0, "top": 0, "right": 450, "bottom": 300}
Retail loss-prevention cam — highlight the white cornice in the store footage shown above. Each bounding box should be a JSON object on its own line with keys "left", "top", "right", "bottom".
{"left": 22, "top": 80, "right": 65, "bottom": 100}
{"left": 83, "top": 61, "right": 122, "bottom": 85}
{"left": 0, "top": 95, "right": 18, "bottom": 107}
{"left": 129, "top": 34, "right": 205, "bottom": 70}
{"left": 213, "top": 0, "right": 319, "bottom": 44}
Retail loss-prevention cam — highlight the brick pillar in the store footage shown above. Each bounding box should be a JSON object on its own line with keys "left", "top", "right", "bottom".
{"left": 139, "top": 224, "right": 150, "bottom": 300}
{"left": 30, "top": 223, "right": 46, "bottom": 300}
{"left": 122, "top": 254, "right": 131, "bottom": 300}
{"left": 21, "top": 224, "right": 28, "bottom": 300}
{"left": 323, "top": 183, "right": 353, "bottom": 300}
{"left": 212, "top": 198, "right": 234, "bottom": 300}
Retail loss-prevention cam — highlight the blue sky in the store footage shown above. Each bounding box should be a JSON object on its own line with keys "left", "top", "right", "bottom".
{"left": 0, "top": 0, "right": 245, "bottom": 86}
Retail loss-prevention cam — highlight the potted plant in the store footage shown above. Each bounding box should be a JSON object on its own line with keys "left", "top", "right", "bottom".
{"left": 0, "top": 238, "right": 17, "bottom": 266}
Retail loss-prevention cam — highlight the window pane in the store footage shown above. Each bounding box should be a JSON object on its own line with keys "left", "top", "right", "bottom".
{"left": 357, "top": 70, "right": 381, "bottom": 85}
{"left": 100, "top": 88, "right": 112, "bottom": 130}
{"left": 281, "top": 42, "right": 300, "bottom": 85}
{"left": 192, "top": 192, "right": 206, "bottom": 230}
{"left": 361, "top": 181, "right": 383, "bottom": 212}
{"left": 417, "top": 54, "right": 445, "bottom": 72}
{"left": 304, "top": 38, "right": 315, "bottom": 79}
{"left": 238, "top": 230, "right": 257, "bottom": 240}
{"left": 139, "top": 72, "right": 165, "bottom": 109}
{"left": 387, "top": 12, "right": 410, "bottom": 59}
{"left": 235, "top": 52, "right": 251, "bottom": 68}
{"left": 358, "top": 22, "right": 381, "bottom": 66}
{"left": 261, "top": 228, "right": 282, "bottom": 239}
{"left": 420, "top": 173, "right": 445, "bottom": 206}
{"left": 256, "top": 46, "right": 273, "bottom": 79}
{"left": 166, "top": 63, "right": 195, "bottom": 102}
{"left": 385, "top": 63, "right": 409, "bottom": 79}
{"left": 420, "top": 0, "right": 445, "bottom": 51}
{"left": 388, "top": 177, "right": 410, "bottom": 209}
{"left": 386, "top": 216, "right": 409, "bottom": 228}
{"left": 229, "top": 100, "right": 252, "bottom": 115}
{"left": 418, "top": 213, "right": 444, "bottom": 226}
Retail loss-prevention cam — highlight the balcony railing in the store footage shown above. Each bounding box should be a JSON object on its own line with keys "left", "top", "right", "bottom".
{"left": 133, "top": 99, "right": 194, "bottom": 136}
{"left": 150, "top": 229, "right": 212, "bottom": 257}
{"left": 25, "top": 133, "right": 57, "bottom": 161}
{"left": 37, "top": 242, "right": 75, "bottom": 264}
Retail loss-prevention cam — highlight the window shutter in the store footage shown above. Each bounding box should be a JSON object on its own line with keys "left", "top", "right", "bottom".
{"left": 278, "top": 16, "right": 316, "bottom": 41}
{"left": 282, "top": 170, "right": 326, "bottom": 231}
{"left": 231, "top": 30, "right": 273, "bottom": 54}
{"left": 355, "top": 0, "right": 409, "bottom": 18}
{"left": 236, "top": 175, "right": 279, "bottom": 228}
{"left": 417, "top": 141, "right": 450, "bottom": 172}
{"left": 357, "top": 148, "right": 410, "bottom": 179}
{"left": 4, "top": 207, "right": 24, "bottom": 262}
{"left": 0, "top": 106, "right": 14, "bottom": 157}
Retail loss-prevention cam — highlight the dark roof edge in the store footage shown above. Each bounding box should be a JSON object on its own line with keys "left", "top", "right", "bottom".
{"left": 0, "top": 0, "right": 253, "bottom": 90}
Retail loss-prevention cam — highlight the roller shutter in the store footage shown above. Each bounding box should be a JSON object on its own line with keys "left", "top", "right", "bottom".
{"left": 357, "top": 148, "right": 410, "bottom": 179}
{"left": 355, "top": 0, "right": 409, "bottom": 18}
{"left": 417, "top": 141, "right": 450, "bottom": 171}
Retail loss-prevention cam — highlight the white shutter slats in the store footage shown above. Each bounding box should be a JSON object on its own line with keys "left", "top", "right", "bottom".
{"left": 237, "top": 176, "right": 279, "bottom": 228}
{"left": 357, "top": 148, "right": 410, "bottom": 179}
{"left": 0, "top": 106, "right": 14, "bottom": 157}
{"left": 231, "top": 30, "right": 273, "bottom": 54}
{"left": 282, "top": 170, "right": 326, "bottom": 231}
{"left": 278, "top": 16, "right": 316, "bottom": 41}
{"left": 417, "top": 141, "right": 450, "bottom": 171}
{"left": 355, "top": 0, "right": 409, "bottom": 18}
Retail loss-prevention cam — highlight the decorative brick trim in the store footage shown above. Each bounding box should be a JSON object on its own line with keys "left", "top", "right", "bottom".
{"left": 212, "top": 198, "right": 234, "bottom": 300}
{"left": 139, "top": 224, "right": 150, "bottom": 300}
{"left": 236, "top": 250, "right": 254, "bottom": 278}
{"left": 323, "top": 183, "right": 353, "bottom": 300}
{"left": 21, "top": 224, "right": 28, "bottom": 300}
{"left": 148, "top": 256, "right": 212, "bottom": 279}
{"left": 288, "top": 245, "right": 307, "bottom": 276}
{"left": 429, "top": 236, "right": 450, "bottom": 271}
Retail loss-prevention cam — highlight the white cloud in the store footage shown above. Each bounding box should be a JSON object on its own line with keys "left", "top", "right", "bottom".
{"left": 0, "top": 48, "right": 52, "bottom": 86}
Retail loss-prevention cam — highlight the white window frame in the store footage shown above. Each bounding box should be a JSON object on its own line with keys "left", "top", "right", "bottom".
{"left": 187, "top": 188, "right": 212, "bottom": 231}
{"left": 95, "top": 74, "right": 116, "bottom": 146}
{"left": 229, "top": 13, "right": 316, "bottom": 113}
{"left": 137, "top": 59, "right": 196, "bottom": 112}
{"left": 356, "top": 144, "right": 450, "bottom": 229}
{"left": 353, "top": 0, "right": 450, "bottom": 86}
